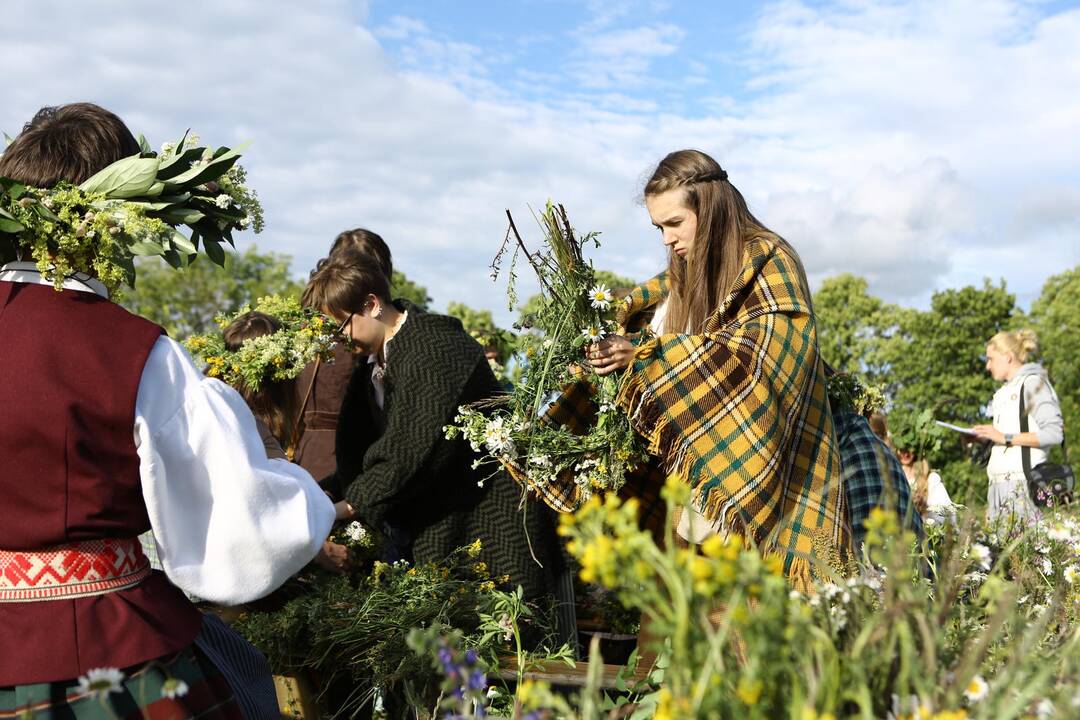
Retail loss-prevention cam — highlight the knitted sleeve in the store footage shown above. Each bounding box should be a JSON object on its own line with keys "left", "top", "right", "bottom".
{"left": 343, "top": 317, "right": 484, "bottom": 528}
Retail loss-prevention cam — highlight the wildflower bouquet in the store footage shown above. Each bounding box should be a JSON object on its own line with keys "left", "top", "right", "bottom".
{"left": 0, "top": 130, "right": 263, "bottom": 296}
{"left": 231, "top": 543, "right": 549, "bottom": 717}
{"left": 446, "top": 203, "right": 646, "bottom": 504}
{"left": 183, "top": 294, "right": 339, "bottom": 391}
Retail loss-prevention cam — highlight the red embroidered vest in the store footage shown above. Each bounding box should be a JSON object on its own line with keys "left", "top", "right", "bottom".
{"left": 0, "top": 281, "right": 202, "bottom": 685}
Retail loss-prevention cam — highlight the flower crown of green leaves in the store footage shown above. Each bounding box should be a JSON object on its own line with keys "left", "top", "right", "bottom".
{"left": 0, "top": 130, "right": 264, "bottom": 296}
{"left": 825, "top": 370, "right": 886, "bottom": 417}
{"left": 890, "top": 408, "right": 947, "bottom": 460}
{"left": 183, "top": 295, "right": 339, "bottom": 392}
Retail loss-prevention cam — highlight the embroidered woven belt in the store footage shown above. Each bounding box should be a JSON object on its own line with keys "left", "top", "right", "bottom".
{"left": 0, "top": 538, "right": 151, "bottom": 602}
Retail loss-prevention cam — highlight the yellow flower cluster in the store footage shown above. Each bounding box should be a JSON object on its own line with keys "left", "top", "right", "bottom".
{"left": 560, "top": 494, "right": 653, "bottom": 588}
{"left": 515, "top": 678, "right": 552, "bottom": 711}
{"left": 466, "top": 539, "right": 483, "bottom": 558}
{"left": 892, "top": 707, "right": 967, "bottom": 720}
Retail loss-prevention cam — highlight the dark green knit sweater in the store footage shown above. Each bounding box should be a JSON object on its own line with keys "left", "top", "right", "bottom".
{"left": 335, "top": 302, "right": 562, "bottom": 599}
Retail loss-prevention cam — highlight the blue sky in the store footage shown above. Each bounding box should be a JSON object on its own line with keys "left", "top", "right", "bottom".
{"left": 3, "top": 0, "right": 1079, "bottom": 324}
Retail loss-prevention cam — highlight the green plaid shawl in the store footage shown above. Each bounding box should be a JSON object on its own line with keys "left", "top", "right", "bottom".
{"left": 540, "top": 235, "right": 852, "bottom": 589}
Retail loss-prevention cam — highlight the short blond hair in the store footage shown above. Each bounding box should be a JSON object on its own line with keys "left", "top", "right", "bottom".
{"left": 987, "top": 328, "right": 1039, "bottom": 363}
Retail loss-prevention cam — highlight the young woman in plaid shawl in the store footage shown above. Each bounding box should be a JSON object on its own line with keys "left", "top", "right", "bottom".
{"left": 584, "top": 149, "right": 852, "bottom": 591}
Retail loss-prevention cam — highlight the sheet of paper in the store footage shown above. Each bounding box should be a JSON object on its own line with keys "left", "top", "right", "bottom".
{"left": 934, "top": 420, "right": 977, "bottom": 435}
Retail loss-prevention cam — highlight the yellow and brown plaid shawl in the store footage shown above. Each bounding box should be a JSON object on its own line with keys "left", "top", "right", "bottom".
{"left": 531, "top": 235, "right": 851, "bottom": 590}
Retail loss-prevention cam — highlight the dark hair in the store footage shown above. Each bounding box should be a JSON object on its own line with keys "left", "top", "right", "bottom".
{"left": 644, "top": 149, "right": 802, "bottom": 334}
{"left": 328, "top": 228, "right": 393, "bottom": 277}
{"left": 222, "top": 311, "right": 300, "bottom": 448}
{"left": 0, "top": 103, "right": 141, "bottom": 187}
{"left": 302, "top": 254, "right": 392, "bottom": 318}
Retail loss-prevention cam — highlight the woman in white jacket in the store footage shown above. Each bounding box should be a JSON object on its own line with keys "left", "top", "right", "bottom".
{"left": 972, "top": 329, "right": 1065, "bottom": 522}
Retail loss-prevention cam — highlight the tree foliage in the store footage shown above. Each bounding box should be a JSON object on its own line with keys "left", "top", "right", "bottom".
{"left": 392, "top": 270, "right": 431, "bottom": 310}
{"left": 122, "top": 246, "right": 304, "bottom": 338}
{"left": 813, "top": 273, "right": 895, "bottom": 378}
{"left": 1029, "top": 264, "right": 1080, "bottom": 455}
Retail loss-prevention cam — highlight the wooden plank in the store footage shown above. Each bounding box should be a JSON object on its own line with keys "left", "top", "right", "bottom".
{"left": 494, "top": 657, "right": 651, "bottom": 689}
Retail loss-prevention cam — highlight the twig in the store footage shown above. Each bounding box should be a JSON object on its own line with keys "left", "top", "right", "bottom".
{"left": 506, "top": 209, "right": 553, "bottom": 294}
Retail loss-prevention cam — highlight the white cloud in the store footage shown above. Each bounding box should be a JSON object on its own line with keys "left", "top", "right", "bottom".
{"left": 570, "top": 23, "right": 687, "bottom": 90}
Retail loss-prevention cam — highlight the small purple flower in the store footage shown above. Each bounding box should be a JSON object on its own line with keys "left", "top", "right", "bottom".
{"left": 438, "top": 647, "right": 454, "bottom": 668}
{"left": 464, "top": 649, "right": 478, "bottom": 666}
{"left": 468, "top": 669, "right": 487, "bottom": 691}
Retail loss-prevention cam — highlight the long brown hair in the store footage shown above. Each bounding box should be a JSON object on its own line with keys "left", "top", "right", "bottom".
{"left": 644, "top": 149, "right": 785, "bottom": 334}
{"left": 223, "top": 311, "right": 300, "bottom": 448}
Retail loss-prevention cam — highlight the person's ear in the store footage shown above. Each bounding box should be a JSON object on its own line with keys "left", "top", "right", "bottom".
{"left": 362, "top": 294, "right": 384, "bottom": 319}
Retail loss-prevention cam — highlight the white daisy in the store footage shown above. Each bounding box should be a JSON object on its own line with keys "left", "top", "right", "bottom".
{"left": 582, "top": 326, "right": 606, "bottom": 343}
{"left": 1046, "top": 524, "right": 1071, "bottom": 543}
{"left": 1064, "top": 565, "right": 1079, "bottom": 584}
{"left": 971, "top": 543, "right": 992, "bottom": 571}
{"left": 77, "top": 667, "right": 125, "bottom": 699}
{"left": 963, "top": 675, "right": 989, "bottom": 704}
{"left": 161, "top": 678, "right": 189, "bottom": 699}
{"left": 482, "top": 416, "right": 514, "bottom": 455}
{"left": 1035, "top": 698, "right": 1055, "bottom": 719}
{"left": 588, "top": 284, "right": 614, "bottom": 310}
{"left": 344, "top": 521, "right": 368, "bottom": 543}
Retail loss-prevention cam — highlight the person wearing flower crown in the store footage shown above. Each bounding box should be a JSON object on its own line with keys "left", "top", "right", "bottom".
{"left": 221, "top": 309, "right": 352, "bottom": 574}
{"left": 0, "top": 103, "right": 335, "bottom": 718}
{"left": 580, "top": 149, "right": 851, "bottom": 590}
{"left": 303, "top": 250, "right": 564, "bottom": 603}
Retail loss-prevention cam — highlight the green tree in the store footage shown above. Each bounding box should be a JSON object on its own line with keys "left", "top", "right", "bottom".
{"left": 812, "top": 273, "right": 898, "bottom": 379}
{"left": 886, "top": 279, "right": 1019, "bottom": 426}
{"left": 122, "top": 246, "right": 304, "bottom": 338}
{"left": 1029, "top": 264, "right": 1080, "bottom": 454}
{"left": 391, "top": 270, "right": 431, "bottom": 310}
{"left": 445, "top": 301, "right": 515, "bottom": 360}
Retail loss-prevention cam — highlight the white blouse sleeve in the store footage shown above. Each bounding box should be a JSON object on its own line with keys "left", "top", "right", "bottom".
{"left": 923, "top": 471, "right": 956, "bottom": 526}
{"left": 133, "top": 336, "right": 335, "bottom": 605}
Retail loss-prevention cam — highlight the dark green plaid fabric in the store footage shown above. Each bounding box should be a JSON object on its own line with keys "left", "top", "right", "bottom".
{"left": 833, "top": 410, "right": 923, "bottom": 548}
{"left": 0, "top": 646, "right": 242, "bottom": 720}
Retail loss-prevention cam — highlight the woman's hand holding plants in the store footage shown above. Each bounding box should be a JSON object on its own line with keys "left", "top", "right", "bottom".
{"left": 586, "top": 335, "right": 635, "bottom": 376}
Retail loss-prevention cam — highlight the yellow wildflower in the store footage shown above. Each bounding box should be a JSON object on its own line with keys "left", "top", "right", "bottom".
{"left": 515, "top": 679, "right": 550, "bottom": 711}
{"left": 466, "top": 539, "right": 483, "bottom": 557}
{"left": 653, "top": 688, "right": 674, "bottom": 720}
{"left": 736, "top": 677, "right": 763, "bottom": 705}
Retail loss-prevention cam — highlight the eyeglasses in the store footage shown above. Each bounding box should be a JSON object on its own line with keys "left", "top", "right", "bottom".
{"left": 335, "top": 313, "right": 354, "bottom": 337}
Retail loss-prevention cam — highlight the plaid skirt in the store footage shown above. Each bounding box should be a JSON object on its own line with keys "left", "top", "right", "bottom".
{"left": 0, "top": 645, "right": 243, "bottom": 720}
